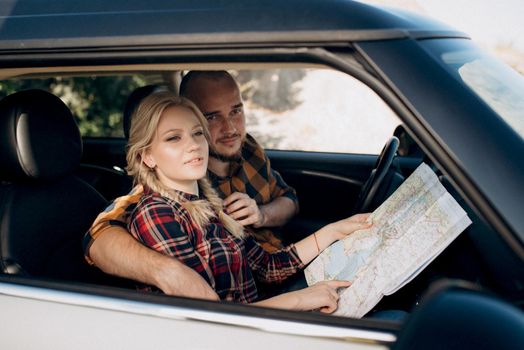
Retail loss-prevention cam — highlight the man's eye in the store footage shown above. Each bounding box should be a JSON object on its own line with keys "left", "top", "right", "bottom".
{"left": 231, "top": 108, "right": 243, "bottom": 115}
{"left": 206, "top": 115, "right": 218, "bottom": 121}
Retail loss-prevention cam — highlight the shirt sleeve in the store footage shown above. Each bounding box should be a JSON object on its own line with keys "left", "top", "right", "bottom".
{"left": 244, "top": 236, "right": 304, "bottom": 283}
{"left": 82, "top": 185, "right": 144, "bottom": 264}
{"left": 128, "top": 197, "right": 212, "bottom": 281}
{"left": 264, "top": 153, "right": 299, "bottom": 205}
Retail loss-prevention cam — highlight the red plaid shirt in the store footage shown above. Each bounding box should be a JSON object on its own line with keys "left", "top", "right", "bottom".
{"left": 128, "top": 187, "right": 303, "bottom": 303}
{"left": 83, "top": 134, "right": 298, "bottom": 261}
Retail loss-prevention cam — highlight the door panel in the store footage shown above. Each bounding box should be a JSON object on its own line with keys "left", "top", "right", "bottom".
{"left": 82, "top": 137, "right": 128, "bottom": 170}
{"left": 79, "top": 138, "right": 130, "bottom": 200}
{"left": 267, "top": 150, "right": 375, "bottom": 241}
{"left": 267, "top": 149, "right": 422, "bottom": 242}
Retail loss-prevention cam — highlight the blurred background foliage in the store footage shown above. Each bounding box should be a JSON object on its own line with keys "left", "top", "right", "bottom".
{"left": 0, "top": 75, "right": 146, "bottom": 137}
{"left": 234, "top": 69, "right": 306, "bottom": 112}
{"left": 0, "top": 70, "right": 304, "bottom": 138}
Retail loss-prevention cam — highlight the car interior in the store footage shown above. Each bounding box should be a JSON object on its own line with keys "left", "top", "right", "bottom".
{"left": 1, "top": 64, "right": 523, "bottom": 344}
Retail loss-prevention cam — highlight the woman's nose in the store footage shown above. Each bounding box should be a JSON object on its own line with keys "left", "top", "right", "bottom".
{"left": 187, "top": 136, "right": 202, "bottom": 152}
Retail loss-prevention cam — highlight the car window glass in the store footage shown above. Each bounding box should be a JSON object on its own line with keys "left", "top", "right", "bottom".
{"left": 1, "top": 69, "right": 402, "bottom": 152}
{"left": 421, "top": 39, "right": 524, "bottom": 139}
{"left": 238, "top": 68, "right": 401, "bottom": 155}
{"left": 0, "top": 75, "right": 151, "bottom": 137}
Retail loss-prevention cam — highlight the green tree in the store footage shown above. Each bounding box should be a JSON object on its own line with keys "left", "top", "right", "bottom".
{"left": 0, "top": 75, "right": 146, "bottom": 137}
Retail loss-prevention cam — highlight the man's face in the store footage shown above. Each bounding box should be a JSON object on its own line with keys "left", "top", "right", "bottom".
{"left": 186, "top": 76, "right": 246, "bottom": 161}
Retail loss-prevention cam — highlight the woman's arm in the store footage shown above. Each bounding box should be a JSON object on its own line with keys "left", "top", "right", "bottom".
{"left": 293, "top": 213, "right": 372, "bottom": 265}
{"left": 253, "top": 280, "right": 351, "bottom": 313}
{"left": 246, "top": 213, "right": 371, "bottom": 283}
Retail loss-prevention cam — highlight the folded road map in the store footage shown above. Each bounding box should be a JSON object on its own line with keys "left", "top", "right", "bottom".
{"left": 304, "top": 163, "right": 472, "bottom": 318}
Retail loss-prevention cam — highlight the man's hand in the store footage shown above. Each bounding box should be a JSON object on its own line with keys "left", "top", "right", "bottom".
{"left": 223, "top": 192, "right": 265, "bottom": 227}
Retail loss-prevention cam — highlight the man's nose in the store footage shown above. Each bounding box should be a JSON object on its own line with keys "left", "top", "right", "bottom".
{"left": 221, "top": 116, "right": 237, "bottom": 133}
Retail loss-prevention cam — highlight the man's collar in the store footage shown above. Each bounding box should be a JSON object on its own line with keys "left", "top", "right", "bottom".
{"left": 207, "top": 135, "right": 255, "bottom": 179}
{"left": 208, "top": 156, "right": 243, "bottom": 180}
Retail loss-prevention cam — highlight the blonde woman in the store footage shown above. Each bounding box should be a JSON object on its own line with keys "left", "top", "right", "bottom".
{"left": 127, "top": 91, "right": 372, "bottom": 313}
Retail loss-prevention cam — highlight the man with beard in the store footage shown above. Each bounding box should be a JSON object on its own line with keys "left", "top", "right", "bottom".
{"left": 180, "top": 71, "right": 298, "bottom": 252}
{"left": 83, "top": 71, "right": 299, "bottom": 300}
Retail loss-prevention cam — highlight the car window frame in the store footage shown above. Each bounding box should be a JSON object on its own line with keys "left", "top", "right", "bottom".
{"left": 0, "top": 41, "right": 519, "bottom": 341}
{"left": 0, "top": 47, "right": 409, "bottom": 343}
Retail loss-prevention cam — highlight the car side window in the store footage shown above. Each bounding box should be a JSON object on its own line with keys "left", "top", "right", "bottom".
{"left": 238, "top": 68, "right": 401, "bottom": 154}
{"left": 0, "top": 75, "right": 151, "bottom": 138}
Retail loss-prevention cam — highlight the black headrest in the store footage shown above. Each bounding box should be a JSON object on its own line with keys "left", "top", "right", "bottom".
{"left": 0, "top": 89, "right": 82, "bottom": 181}
{"left": 123, "top": 85, "right": 168, "bottom": 139}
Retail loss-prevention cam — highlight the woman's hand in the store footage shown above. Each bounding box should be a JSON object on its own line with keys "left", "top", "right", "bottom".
{"left": 254, "top": 280, "right": 351, "bottom": 313}
{"left": 325, "top": 213, "right": 373, "bottom": 241}
{"left": 290, "top": 280, "right": 351, "bottom": 313}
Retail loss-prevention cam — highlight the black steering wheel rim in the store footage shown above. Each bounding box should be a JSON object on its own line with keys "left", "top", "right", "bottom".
{"left": 353, "top": 136, "right": 399, "bottom": 213}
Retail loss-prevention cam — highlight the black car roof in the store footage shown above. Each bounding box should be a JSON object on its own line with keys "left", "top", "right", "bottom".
{"left": 0, "top": 0, "right": 467, "bottom": 51}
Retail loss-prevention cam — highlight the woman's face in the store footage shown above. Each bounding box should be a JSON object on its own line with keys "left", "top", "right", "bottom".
{"left": 144, "top": 105, "right": 209, "bottom": 194}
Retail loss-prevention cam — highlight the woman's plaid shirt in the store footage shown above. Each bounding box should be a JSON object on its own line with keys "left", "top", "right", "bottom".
{"left": 83, "top": 134, "right": 298, "bottom": 261}
{"left": 128, "top": 188, "right": 304, "bottom": 303}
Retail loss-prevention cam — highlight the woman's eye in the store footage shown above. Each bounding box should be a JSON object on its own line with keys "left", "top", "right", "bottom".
{"left": 194, "top": 130, "right": 204, "bottom": 137}
{"left": 166, "top": 135, "right": 181, "bottom": 142}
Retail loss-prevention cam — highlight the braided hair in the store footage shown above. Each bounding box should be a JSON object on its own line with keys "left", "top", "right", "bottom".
{"left": 126, "top": 91, "right": 244, "bottom": 238}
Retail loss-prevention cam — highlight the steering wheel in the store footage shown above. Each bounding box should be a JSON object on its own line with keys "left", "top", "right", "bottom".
{"left": 353, "top": 136, "right": 399, "bottom": 213}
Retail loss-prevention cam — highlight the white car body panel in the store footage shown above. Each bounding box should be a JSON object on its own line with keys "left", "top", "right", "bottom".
{"left": 0, "top": 283, "right": 392, "bottom": 349}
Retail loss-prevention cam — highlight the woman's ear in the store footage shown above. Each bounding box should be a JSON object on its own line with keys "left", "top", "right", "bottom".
{"left": 142, "top": 151, "right": 156, "bottom": 169}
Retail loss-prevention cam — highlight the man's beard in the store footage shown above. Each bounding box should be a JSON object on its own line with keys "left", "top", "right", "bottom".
{"left": 209, "top": 148, "right": 242, "bottom": 162}
{"left": 209, "top": 134, "right": 245, "bottom": 162}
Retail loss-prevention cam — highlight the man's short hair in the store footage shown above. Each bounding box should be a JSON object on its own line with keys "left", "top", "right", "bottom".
{"left": 179, "top": 70, "right": 234, "bottom": 97}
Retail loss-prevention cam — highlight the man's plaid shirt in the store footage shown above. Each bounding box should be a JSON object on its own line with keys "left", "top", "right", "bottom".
{"left": 207, "top": 134, "right": 298, "bottom": 251}
{"left": 208, "top": 134, "right": 297, "bottom": 208}
{"left": 128, "top": 188, "right": 303, "bottom": 302}
{"left": 83, "top": 134, "right": 298, "bottom": 262}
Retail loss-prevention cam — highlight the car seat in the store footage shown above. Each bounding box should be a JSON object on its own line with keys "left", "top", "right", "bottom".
{"left": 77, "top": 84, "right": 167, "bottom": 200}
{"left": 391, "top": 280, "right": 524, "bottom": 350}
{"left": 123, "top": 84, "right": 168, "bottom": 139}
{"left": 0, "top": 89, "right": 111, "bottom": 283}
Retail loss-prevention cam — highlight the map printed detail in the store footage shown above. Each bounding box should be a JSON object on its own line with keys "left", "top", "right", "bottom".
{"left": 304, "top": 163, "right": 472, "bottom": 318}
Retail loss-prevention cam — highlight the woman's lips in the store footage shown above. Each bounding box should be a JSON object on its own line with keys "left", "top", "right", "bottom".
{"left": 185, "top": 157, "right": 204, "bottom": 165}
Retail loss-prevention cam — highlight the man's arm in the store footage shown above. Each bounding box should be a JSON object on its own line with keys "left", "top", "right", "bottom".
{"left": 89, "top": 227, "right": 219, "bottom": 300}
{"left": 256, "top": 196, "right": 297, "bottom": 228}
{"left": 261, "top": 152, "right": 299, "bottom": 227}
{"left": 222, "top": 135, "right": 299, "bottom": 228}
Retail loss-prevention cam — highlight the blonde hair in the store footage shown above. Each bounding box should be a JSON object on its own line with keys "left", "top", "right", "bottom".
{"left": 126, "top": 91, "right": 244, "bottom": 238}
